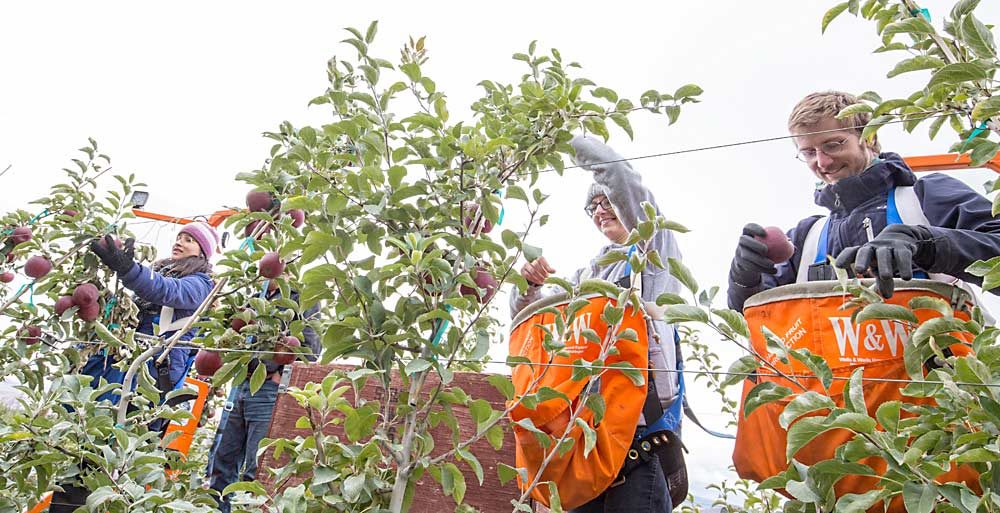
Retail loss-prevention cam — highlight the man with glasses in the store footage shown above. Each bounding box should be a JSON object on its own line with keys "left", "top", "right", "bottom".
{"left": 727, "top": 90, "right": 1000, "bottom": 312}
{"left": 512, "top": 135, "right": 684, "bottom": 512}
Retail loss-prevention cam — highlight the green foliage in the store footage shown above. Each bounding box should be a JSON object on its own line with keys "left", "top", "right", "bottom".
{"left": 823, "top": 0, "right": 1000, "bottom": 166}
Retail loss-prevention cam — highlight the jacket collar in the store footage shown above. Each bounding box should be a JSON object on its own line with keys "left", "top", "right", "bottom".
{"left": 814, "top": 152, "right": 917, "bottom": 213}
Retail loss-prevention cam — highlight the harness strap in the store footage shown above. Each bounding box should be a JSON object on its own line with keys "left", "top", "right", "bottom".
{"left": 796, "top": 216, "right": 828, "bottom": 283}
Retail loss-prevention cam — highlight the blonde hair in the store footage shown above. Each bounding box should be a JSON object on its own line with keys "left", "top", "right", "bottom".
{"left": 788, "top": 91, "right": 881, "bottom": 152}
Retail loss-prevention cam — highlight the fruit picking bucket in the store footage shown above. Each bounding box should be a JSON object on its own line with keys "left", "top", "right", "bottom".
{"left": 732, "top": 279, "right": 979, "bottom": 511}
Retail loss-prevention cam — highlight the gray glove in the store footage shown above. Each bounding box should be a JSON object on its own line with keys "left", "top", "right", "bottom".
{"left": 570, "top": 135, "right": 629, "bottom": 173}
{"left": 834, "top": 224, "right": 935, "bottom": 298}
{"left": 729, "top": 223, "right": 777, "bottom": 288}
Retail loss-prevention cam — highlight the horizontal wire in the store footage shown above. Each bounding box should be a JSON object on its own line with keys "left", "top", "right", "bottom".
{"left": 520, "top": 112, "right": 954, "bottom": 177}
{"left": 48, "top": 338, "right": 998, "bottom": 389}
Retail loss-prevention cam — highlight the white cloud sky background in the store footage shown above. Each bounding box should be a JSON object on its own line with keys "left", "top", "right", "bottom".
{"left": 3, "top": 0, "right": 1000, "bottom": 506}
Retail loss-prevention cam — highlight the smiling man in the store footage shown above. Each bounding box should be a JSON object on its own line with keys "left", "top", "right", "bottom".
{"left": 727, "top": 91, "right": 1000, "bottom": 311}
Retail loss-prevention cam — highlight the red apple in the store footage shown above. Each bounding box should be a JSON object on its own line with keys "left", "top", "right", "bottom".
{"left": 62, "top": 209, "right": 79, "bottom": 218}
{"left": 259, "top": 251, "right": 285, "bottom": 279}
{"left": 24, "top": 256, "right": 52, "bottom": 279}
{"left": 244, "top": 220, "right": 272, "bottom": 239}
{"left": 460, "top": 266, "right": 498, "bottom": 303}
{"left": 0, "top": 272, "right": 13, "bottom": 283}
{"left": 194, "top": 350, "right": 224, "bottom": 377}
{"left": 54, "top": 296, "right": 76, "bottom": 316}
{"left": 19, "top": 325, "right": 42, "bottom": 345}
{"left": 755, "top": 226, "right": 795, "bottom": 264}
{"left": 6, "top": 253, "right": 14, "bottom": 263}
{"left": 231, "top": 317, "right": 255, "bottom": 333}
{"left": 463, "top": 205, "right": 493, "bottom": 234}
{"left": 273, "top": 336, "right": 300, "bottom": 365}
{"left": 11, "top": 227, "right": 32, "bottom": 244}
{"left": 72, "top": 283, "right": 99, "bottom": 306}
{"left": 246, "top": 191, "right": 276, "bottom": 212}
{"left": 287, "top": 209, "right": 306, "bottom": 228}
{"left": 77, "top": 301, "right": 101, "bottom": 322}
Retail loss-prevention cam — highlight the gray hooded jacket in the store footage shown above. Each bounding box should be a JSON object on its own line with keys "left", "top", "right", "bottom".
{"left": 509, "top": 136, "right": 684, "bottom": 415}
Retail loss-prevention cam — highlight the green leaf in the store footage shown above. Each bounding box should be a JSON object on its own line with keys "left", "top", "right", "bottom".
{"left": 972, "top": 96, "right": 1000, "bottom": 122}
{"left": 488, "top": 374, "right": 515, "bottom": 400}
{"left": 668, "top": 257, "right": 698, "bottom": 294}
{"left": 822, "top": 2, "right": 850, "bottom": 33}
{"left": 886, "top": 55, "right": 945, "bottom": 78}
{"left": 787, "top": 413, "right": 876, "bottom": 461}
{"left": 843, "top": 367, "right": 866, "bottom": 414}
{"left": 497, "top": 463, "right": 524, "bottom": 485}
{"left": 875, "top": 400, "right": 901, "bottom": 434}
{"left": 761, "top": 326, "right": 789, "bottom": 364}
{"left": 928, "top": 62, "right": 991, "bottom": 88}
{"left": 962, "top": 14, "right": 997, "bottom": 59}
{"left": 405, "top": 358, "right": 432, "bottom": 375}
{"left": 908, "top": 296, "right": 953, "bottom": 317}
{"left": 902, "top": 481, "right": 937, "bottom": 513}
{"left": 789, "top": 348, "right": 833, "bottom": 391}
{"left": 882, "top": 17, "right": 935, "bottom": 40}
{"left": 836, "top": 103, "right": 873, "bottom": 119}
{"left": 778, "top": 391, "right": 836, "bottom": 429}
{"left": 249, "top": 360, "right": 267, "bottom": 395}
{"left": 743, "top": 381, "right": 793, "bottom": 419}
{"left": 711, "top": 308, "right": 749, "bottom": 338}
{"left": 660, "top": 305, "right": 709, "bottom": 324}
{"left": 575, "top": 418, "right": 597, "bottom": 456}
{"left": 673, "top": 84, "right": 703, "bottom": 98}
{"left": 522, "top": 243, "right": 543, "bottom": 262}
{"left": 855, "top": 303, "right": 918, "bottom": 324}
{"left": 655, "top": 293, "right": 686, "bottom": 306}
{"left": 722, "top": 355, "right": 759, "bottom": 388}
{"left": 222, "top": 481, "right": 268, "bottom": 496}
{"left": 835, "top": 490, "right": 885, "bottom": 513}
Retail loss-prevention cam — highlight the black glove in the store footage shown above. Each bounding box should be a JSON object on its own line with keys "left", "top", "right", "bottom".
{"left": 90, "top": 235, "right": 137, "bottom": 275}
{"left": 834, "top": 224, "right": 935, "bottom": 298}
{"left": 729, "top": 223, "right": 777, "bottom": 288}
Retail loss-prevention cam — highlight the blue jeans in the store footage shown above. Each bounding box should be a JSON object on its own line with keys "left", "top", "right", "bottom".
{"left": 570, "top": 453, "right": 672, "bottom": 513}
{"left": 208, "top": 380, "right": 279, "bottom": 513}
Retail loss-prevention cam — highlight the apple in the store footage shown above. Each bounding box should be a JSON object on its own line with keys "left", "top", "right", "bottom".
{"left": 77, "top": 301, "right": 101, "bottom": 322}
{"left": 11, "top": 227, "right": 32, "bottom": 244}
{"left": 24, "top": 256, "right": 52, "bottom": 279}
{"left": 287, "top": 209, "right": 305, "bottom": 228}
{"left": 756, "top": 226, "right": 795, "bottom": 264}
{"left": 20, "top": 325, "right": 41, "bottom": 345}
{"left": 0, "top": 272, "right": 13, "bottom": 283}
{"left": 62, "top": 209, "right": 79, "bottom": 218}
{"left": 244, "top": 220, "right": 273, "bottom": 239}
{"left": 231, "top": 317, "right": 255, "bottom": 333}
{"left": 246, "top": 191, "right": 277, "bottom": 212}
{"left": 259, "top": 251, "right": 285, "bottom": 279}
{"left": 273, "top": 336, "right": 300, "bottom": 365}
{"left": 72, "top": 283, "right": 99, "bottom": 306}
{"left": 459, "top": 266, "right": 498, "bottom": 302}
{"left": 54, "top": 296, "right": 76, "bottom": 316}
{"left": 463, "top": 205, "right": 493, "bottom": 234}
{"left": 194, "top": 350, "right": 224, "bottom": 377}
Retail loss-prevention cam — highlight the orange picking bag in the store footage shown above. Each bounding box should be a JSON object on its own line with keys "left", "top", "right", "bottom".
{"left": 733, "top": 280, "right": 979, "bottom": 512}
{"left": 509, "top": 293, "right": 649, "bottom": 510}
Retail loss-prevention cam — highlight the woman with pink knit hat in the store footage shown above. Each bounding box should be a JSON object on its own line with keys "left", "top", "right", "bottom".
{"left": 49, "top": 222, "right": 221, "bottom": 513}
{"left": 83, "top": 221, "right": 220, "bottom": 404}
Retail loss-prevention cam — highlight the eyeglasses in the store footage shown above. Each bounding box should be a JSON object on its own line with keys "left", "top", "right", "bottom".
{"left": 795, "top": 137, "right": 851, "bottom": 162}
{"left": 585, "top": 197, "right": 613, "bottom": 217}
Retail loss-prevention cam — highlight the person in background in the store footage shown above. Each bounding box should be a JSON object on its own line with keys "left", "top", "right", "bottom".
{"left": 206, "top": 277, "right": 320, "bottom": 513}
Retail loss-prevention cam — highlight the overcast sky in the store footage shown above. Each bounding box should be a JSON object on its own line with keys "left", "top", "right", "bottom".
{"left": 3, "top": 0, "right": 1000, "bottom": 506}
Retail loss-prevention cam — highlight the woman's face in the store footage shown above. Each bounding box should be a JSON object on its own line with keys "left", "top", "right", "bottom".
{"left": 589, "top": 195, "right": 628, "bottom": 244}
{"left": 172, "top": 232, "right": 202, "bottom": 259}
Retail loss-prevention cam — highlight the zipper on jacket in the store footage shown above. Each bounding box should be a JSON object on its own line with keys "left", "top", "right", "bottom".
{"left": 863, "top": 216, "right": 874, "bottom": 242}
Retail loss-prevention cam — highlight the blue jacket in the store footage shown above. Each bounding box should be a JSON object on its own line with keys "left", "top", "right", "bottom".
{"left": 83, "top": 262, "right": 213, "bottom": 402}
{"left": 728, "top": 153, "right": 1000, "bottom": 312}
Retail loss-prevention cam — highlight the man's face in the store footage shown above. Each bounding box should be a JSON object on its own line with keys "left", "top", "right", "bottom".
{"left": 588, "top": 195, "right": 628, "bottom": 243}
{"left": 792, "top": 118, "right": 874, "bottom": 185}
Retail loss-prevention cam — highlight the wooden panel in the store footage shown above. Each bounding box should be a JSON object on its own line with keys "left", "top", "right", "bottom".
{"left": 258, "top": 363, "right": 523, "bottom": 512}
